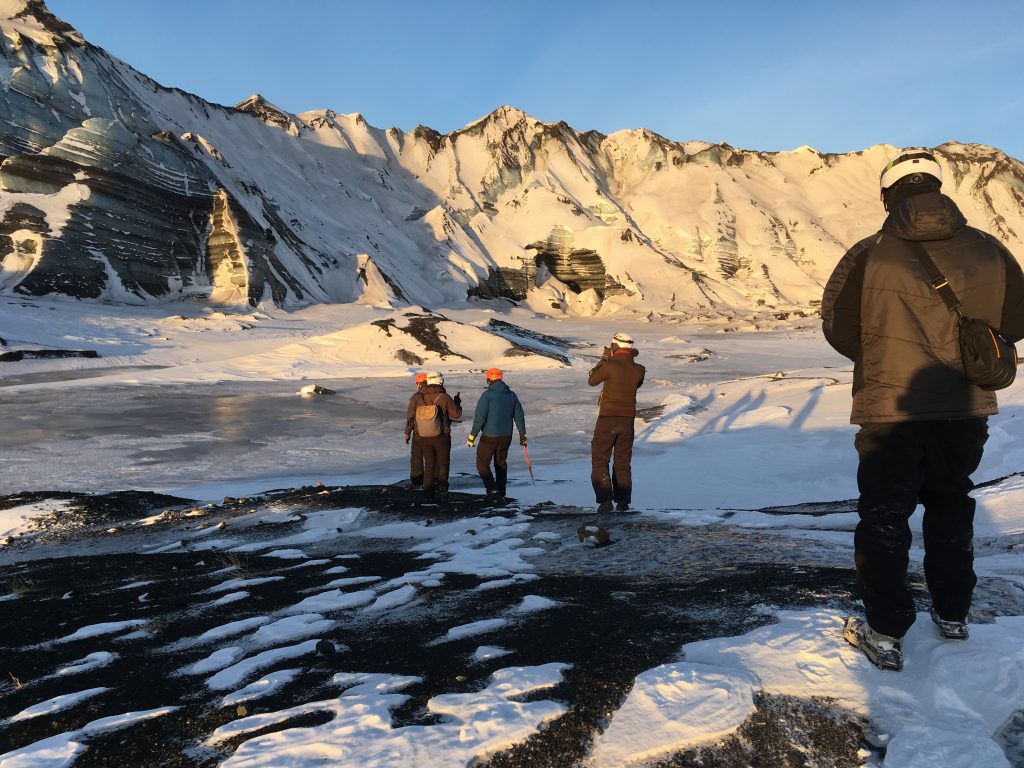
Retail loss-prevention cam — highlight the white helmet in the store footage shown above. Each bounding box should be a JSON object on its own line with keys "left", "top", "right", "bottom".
{"left": 879, "top": 150, "right": 943, "bottom": 196}
{"left": 426, "top": 372, "right": 443, "bottom": 386}
{"left": 612, "top": 332, "right": 634, "bottom": 349}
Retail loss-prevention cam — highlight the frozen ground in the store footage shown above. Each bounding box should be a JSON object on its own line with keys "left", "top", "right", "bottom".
{"left": 2, "top": 297, "right": 1024, "bottom": 767}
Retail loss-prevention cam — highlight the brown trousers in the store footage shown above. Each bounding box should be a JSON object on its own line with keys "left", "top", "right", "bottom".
{"left": 410, "top": 434, "right": 424, "bottom": 487}
{"left": 476, "top": 434, "right": 513, "bottom": 494}
{"left": 591, "top": 415, "right": 634, "bottom": 504}
{"left": 420, "top": 434, "right": 451, "bottom": 497}
{"left": 412, "top": 434, "right": 447, "bottom": 488}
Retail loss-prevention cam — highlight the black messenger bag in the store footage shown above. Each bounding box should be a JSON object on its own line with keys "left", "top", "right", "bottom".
{"left": 908, "top": 239, "right": 1018, "bottom": 391}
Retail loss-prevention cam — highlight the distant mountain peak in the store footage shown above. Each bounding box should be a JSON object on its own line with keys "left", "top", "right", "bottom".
{"left": 235, "top": 93, "right": 287, "bottom": 117}
{"left": 454, "top": 105, "right": 541, "bottom": 137}
{"left": 483, "top": 105, "right": 534, "bottom": 123}
{"left": 1, "top": 0, "right": 84, "bottom": 45}
{"left": 234, "top": 93, "right": 297, "bottom": 132}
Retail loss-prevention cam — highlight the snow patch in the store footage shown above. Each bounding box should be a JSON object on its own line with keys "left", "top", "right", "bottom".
{"left": 5, "top": 687, "right": 109, "bottom": 724}
{"left": 210, "top": 665, "right": 570, "bottom": 767}
{"left": 53, "top": 620, "right": 146, "bottom": 644}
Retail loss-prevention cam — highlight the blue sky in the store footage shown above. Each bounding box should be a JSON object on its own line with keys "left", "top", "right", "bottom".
{"left": 47, "top": 0, "right": 1024, "bottom": 159}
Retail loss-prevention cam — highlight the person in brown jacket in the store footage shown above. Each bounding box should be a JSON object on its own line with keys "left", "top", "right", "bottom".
{"left": 588, "top": 332, "right": 645, "bottom": 513}
{"left": 404, "top": 372, "right": 462, "bottom": 499}
{"left": 407, "top": 372, "right": 428, "bottom": 489}
{"left": 822, "top": 149, "right": 1024, "bottom": 671}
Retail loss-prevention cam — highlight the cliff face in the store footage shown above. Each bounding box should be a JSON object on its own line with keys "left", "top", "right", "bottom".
{"left": 2, "top": 1, "right": 1023, "bottom": 319}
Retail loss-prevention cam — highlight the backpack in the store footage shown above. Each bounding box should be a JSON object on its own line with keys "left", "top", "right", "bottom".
{"left": 908, "top": 239, "right": 1018, "bottom": 391}
{"left": 957, "top": 318, "right": 1017, "bottom": 391}
{"left": 415, "top": 394, "right": 444, "bottom": 437}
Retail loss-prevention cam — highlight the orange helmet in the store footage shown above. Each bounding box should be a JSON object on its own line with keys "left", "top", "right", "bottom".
{"left": 414, "top": 372, "right": 428, "bottom": 384}
{"left": 485, "top": 368, "right": 503, "bottom": 381}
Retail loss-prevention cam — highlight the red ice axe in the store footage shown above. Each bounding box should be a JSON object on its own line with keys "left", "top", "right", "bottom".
{"left": 522, "top": 444, "right": 535, "bottom": 484}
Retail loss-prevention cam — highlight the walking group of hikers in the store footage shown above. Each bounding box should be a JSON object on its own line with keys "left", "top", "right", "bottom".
{"left": 403, "top": 332, "right": 645, "bottom": 512}
{"left": 400, "top": 150, "right": 1024, "bottom": 673}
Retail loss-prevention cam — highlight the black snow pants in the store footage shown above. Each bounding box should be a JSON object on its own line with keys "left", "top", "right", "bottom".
{"left": 476, "top": 435, "right": 512, "bottom": 495}
{"left": 854, "top": 418, "right": 988, "bottom": 638}
{"left": 420, "top": 434, "right": 451, "bottom": 498}
{"left": 591, "top": 415, "right": 635, "bottom": 504}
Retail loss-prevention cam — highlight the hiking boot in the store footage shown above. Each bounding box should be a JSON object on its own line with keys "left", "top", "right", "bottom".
{"left": 930, "top": 607, "right": 969, "bottom": 640}
{"left": 615, "top": 502, "right": 630, "bottom": 513}
{"left": 843, "top": 616, "right": 903, "bottom": 671}
{"left": 596, "top": 500, "right": 613, "bottom": 514}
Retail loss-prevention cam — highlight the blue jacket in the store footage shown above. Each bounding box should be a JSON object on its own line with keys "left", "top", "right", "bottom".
{"left": 470, "top": 380, "right": 525, "bottom": 437}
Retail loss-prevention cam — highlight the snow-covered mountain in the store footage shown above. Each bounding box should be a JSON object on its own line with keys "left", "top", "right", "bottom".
{"left": 2, "top": 0, "right": 1023, "bottom": 321}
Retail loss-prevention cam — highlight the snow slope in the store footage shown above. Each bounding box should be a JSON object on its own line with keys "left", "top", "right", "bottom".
{"left": 1, "top": 1, "right": 1022, "bottom": 320}
{"left": 3, "top": 299, "right": 1024, "bottom": 765}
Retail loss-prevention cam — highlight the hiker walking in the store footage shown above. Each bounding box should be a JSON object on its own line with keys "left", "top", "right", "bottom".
{"left": 822, "top": 149, "right": 1024, "bottom": 671}
{"left": 404, "top": 372, "right": 462, "bottom": 499}
{"left": 406, "top": 372, "right": 428, "bottom": 489}
{"left": 467, "top": 368, "right": 526, "bottom": 499}
{"left": 589, "top": 332, "right": 645, "bottom": 513}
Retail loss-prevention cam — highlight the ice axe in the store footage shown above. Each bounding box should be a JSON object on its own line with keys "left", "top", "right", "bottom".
{"left": 522, "top": 444, "right": 535, "bottom": 485}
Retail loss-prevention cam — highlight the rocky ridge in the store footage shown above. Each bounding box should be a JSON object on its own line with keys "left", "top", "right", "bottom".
{"left": 1, "top": 1, "right": 1022, "bottom": 321}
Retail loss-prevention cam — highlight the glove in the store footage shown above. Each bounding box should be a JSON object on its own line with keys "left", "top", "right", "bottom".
{"left": 453, "top": 392, "right": 462, "bottom": 408}
{"left": 404, "top": 433, "right": 410, "bottom": 444}
{"left": 467, "top": 434, "right": 476, "bottom": 448}
{"left": 601, "top": 346, "right": 612, "bottom": 360}
{"left": 520, "top": 435, "right": 528, "bottom": 447}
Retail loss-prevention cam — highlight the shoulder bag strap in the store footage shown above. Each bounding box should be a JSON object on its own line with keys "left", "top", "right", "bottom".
{"left": 901, "top": 237, "right": 963, "bottom": 319}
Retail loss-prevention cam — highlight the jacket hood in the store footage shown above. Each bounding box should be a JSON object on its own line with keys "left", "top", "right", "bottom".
{"left": 881, "top": 192, "right": 967, "bottom": 242}
{"left": 487, "top": 380, "right": 511, "bottom": 393}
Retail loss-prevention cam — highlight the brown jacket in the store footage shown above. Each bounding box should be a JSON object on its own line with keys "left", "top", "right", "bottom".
{"left": 588, "top": 348, "right": 645, "bottom": 417}
{"left": 822, "top": 192, "right": 1024, "bottom": 424}
{"left": 405, "top": 385, "right": 462, "bottom": 437}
